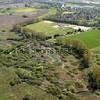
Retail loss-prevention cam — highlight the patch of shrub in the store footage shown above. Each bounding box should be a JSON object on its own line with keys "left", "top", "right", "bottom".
{"left": 56, "top": 38, "right": 91, "bottom": 68}
{"left": 9, "top": 77, "right": 21, "bottom": 86}
{"left": 88, "top": 66, "right": 100, "bottom": 90}
{"left": 22, "top": 15, "right": 28, "bottom": 18}
{"left": 23, "top": 95, "right": 31, "bottom": 100}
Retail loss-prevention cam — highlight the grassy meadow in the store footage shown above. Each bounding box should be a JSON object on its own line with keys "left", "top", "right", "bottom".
{"left": 65, "top": 29, "right": 100, "bottom": 49}
{"left": 24, "top": 20, "right": 73, "bottom": 36}
{"left": 14, "top": 7, "right": 37, "bottom": 13}
{"left": 0, "top": 7, "right": 37, "bottom": 15}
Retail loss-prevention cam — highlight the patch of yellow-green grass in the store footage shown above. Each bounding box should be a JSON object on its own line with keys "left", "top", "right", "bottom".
{"left": 0, "top": 7, "right": 37, "bottom": 15}
{"left": 0, "top": 31, "right": 21, "bottom": 40}
{"left": 62, "top": 11, "right": 74, "bottom": 15}
{"left": 0, "top": 67, "right": 18, "bottom": 100}
{"left": 0, "top": 67, "right": 57, "bottom": 100}
{"left": 24, "top": 20, "right": 73, "bottom": 36}
{"left": 63, "top": 29, "right": 100, "bottom": 49}
{"left": 13, "top": 7, "right": 37, "bottom": 13}
{"left": 39, "top": 7, "right": 57, "bottom": 19}
{"left": 92, "top": 46, "right": 100, "bottom": 52}
{"left": 47, "top": 38, "right": 56, "bottom": 43}
{"left": 0, "top": 8, "right": 11, "bottom": 15}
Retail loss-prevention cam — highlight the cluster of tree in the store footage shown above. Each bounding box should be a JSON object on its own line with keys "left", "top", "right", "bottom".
{"left": 13, "top": 25, "right": 51, "bottom": 40}
{"left": 0, "top": 38, "right": 83, "bottom": 100}
{"left": 47, "top": 83, "right": 81, "bottom": 100}
{"left": 12, "top": 18, "right": 41, "bottom": 32}
{"left": 88, "top": 66, "right": 100, "bottom": 91}
{"left": 12, "top": 18, "right": 48, "bottom": 39}
{"left": 13, "top": 22, "right": 83, "bottom": 41}
{"left": 21, "top": 27, "right": 47, "bottom": 39}
{"left": 56, "top": 38, "right": 91, "bottom": 68}
{"left": 45, "top": 7, "right": 100, "bottom": 27}
{"left": 15, "top": 61, "right": 81, "bottom": 100}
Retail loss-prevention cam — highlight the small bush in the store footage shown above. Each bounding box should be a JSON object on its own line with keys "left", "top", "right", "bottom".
{"left": 88, "top": 66, "right": 100, "bottom": 90}
{"left": 23, "top": 95, "right": 31, "bottom": 100}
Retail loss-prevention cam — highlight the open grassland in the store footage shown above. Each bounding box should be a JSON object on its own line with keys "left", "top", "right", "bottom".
{"left": 0, "top": 7, "right": 37, "bottom": 14}
{"left": 13, "top": 7, "right": 37, "bottom": 13}
{"left": 64, "top": 29, "right": 100, "bottom": 49}
{"left": 38, "top": 7, "right": 57, "bottom": 19}
{"left": 93, "top": 46, "right": 100, "bottom": 51}
{"left": 24, "top": 20, "right": 73, "bottom": 36}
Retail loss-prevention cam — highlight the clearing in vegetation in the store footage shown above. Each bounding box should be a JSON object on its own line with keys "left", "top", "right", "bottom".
{"left": 24, "top": 20, "right": 73, "bottom": 36}
{"left": 13, "top": 7, "right": 37, "bottom": 13}
{"left": 0, "top": 7, "right": 37, "bottom": 14}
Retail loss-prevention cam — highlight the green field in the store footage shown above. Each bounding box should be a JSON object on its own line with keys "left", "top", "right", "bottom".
{"left": 62, "top": 11, "right": 75, "bottom": 15}
{"left": 24, "top": 21, "right": 73, "bottom": 36}
{"left": 38, "top": 7, "right": 57, "bottom": 19}
{"left": 13, "top": 7, "right": 37, "bottom": 13}
{"left": 0, "top": 7, "right": 37, "bottom": 14}
{"left": 92, "top": 46, "right": 100, "bottom": 52}
{"left": 65, "top": 29, "right": 100, "bottom": 49}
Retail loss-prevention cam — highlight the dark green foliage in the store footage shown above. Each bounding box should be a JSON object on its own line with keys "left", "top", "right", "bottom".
{"left": 23, "top": 95, "right": 31, "bottom": 100}
{"left": 9, "top": 77, "right": 21, "bottom": 86}
{"left": 88, "top": 66, "right": 100, "bottom": 90}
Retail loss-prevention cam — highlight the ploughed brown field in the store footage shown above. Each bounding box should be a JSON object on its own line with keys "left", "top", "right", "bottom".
{"left": 0, "top": 9, "right": 48, "bottom": 29}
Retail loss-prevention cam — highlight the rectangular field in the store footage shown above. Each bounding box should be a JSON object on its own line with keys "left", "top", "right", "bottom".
{"left": 0, "top": 7, "right": 37, "bottom": 14}
{"left": 24, "top": 20, "right": 73, "bottom": 36}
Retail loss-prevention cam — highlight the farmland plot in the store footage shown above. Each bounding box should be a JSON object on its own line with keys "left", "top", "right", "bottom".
{"left": 62, "top": 29, "right": 100, "bottom": 49}
{"left": 0, "top": 9, "right": 48, "bottom": 29}
{"left": 24, "top": 20, "right": 74, "bottom": 37}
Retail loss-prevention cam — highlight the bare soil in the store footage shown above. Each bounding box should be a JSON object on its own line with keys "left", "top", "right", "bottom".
{"left": 0, "top": 9, "right": 48, "bottom": 29}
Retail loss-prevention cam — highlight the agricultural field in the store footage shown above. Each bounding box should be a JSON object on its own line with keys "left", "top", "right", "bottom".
{"left": 62, "top": 11, "right": 75, "bottom": 15}
{"left": 0, "top": 8, "right": 48, "bottom": 29}
{"left": 24, "top": 20, "right": 74, "bottom": 36}
{"left": 64, "top": 29, "right": 100, "bottom": 49}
